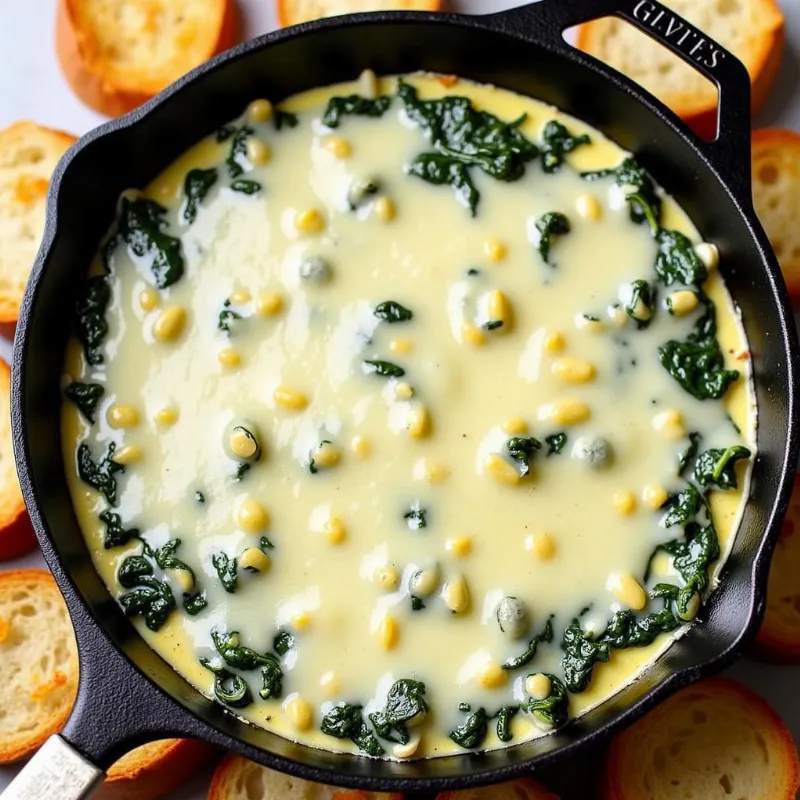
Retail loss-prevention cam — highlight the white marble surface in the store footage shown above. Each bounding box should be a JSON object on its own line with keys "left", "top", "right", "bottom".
{"left": 1, "top": 1, "right": 800, "bottom": 798}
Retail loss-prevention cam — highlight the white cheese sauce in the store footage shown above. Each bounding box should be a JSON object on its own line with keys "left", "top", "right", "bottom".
{"left": 61, "top": 74, "right": 755, "bottom": 759}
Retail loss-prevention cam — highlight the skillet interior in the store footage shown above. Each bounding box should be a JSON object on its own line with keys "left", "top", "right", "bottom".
{"left": 12, "top": 10, "right": 799, "bottom": 792}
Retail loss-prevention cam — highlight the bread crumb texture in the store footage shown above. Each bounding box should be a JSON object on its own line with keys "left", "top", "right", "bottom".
{"left": 757, "top": 474, "right": 800, "bottom": 658}
{"left": 603, "top": 677, "right": 800, "bottom": 800}
{"left": 577, "top": 0, "right": 784, "bottom": 130}
{"left": 0, "top": 570, "right": 78, "bottom": 763}
{"left": 0, "top": 123, "right": 74, "bottom": 323}
{"left": 277, "top": 0, "right": 440, "bottom": 26}
{"left": 752, "top": 129, "right": 800, "bottom": 301}
{"left": 209, "top": 753, "right": 404, "bottom": 800}
{"left": 66, "top": 0, "right": 230, "bottom": 95}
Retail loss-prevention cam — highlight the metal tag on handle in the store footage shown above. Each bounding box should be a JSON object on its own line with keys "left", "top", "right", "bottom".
{"left": 1, "top": 736, "right": 104, "bottom": 800}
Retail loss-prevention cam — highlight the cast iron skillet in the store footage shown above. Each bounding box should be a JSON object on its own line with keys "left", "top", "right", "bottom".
{"left": 6, "top": 0, "right": 799, "bottom": 797}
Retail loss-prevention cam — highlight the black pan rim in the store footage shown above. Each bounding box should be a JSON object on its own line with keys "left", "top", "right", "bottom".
{"left": 11, "top": 4, "right": 800, "bottom": 792}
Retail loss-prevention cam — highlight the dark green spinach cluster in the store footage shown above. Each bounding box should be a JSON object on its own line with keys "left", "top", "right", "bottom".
{"left": 322, "top": 94, "right": 392, "bottom": 128}
{"left": 64, "top": 381, "right": 104, "bottom": 423}
{"left": 399, "top": 80, "right": 539, "bottom": 216}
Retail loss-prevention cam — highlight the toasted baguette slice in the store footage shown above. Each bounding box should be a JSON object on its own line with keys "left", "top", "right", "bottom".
{"left": 95, "top": 739, "right": 216, "bottom": 800}
{"left": 602, "top": 677, "right": 799, "bottom": 800}
{"left": 56, "top": 0, "right": 239, "bottom": 117}
{"left": 436, "top": 778, "right": 560, "bottom": 800}
{"left": 576, "top": 0, "right": 784, "bottom": 139}
{"left": 0, "top": 569, "right": 78, "bottom": 763}
{"left": 208, "top": 754, "right": 403, "bottom": 800}
{"left": 752, "top": 129, "right": 800, "bottom": 302}
{"left": 755, "top": 474, "right": 800, "bottom": 660}
{"left": 0, "top": 360, "right": 37, "bottom": 560}
{"left": 0, "top": 122, "right": 75, "bottom": 325}
{"left": 278, "top": 0, "right": 441, "bottom": 27}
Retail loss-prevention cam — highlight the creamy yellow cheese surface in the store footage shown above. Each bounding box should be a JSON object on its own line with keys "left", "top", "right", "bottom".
{"left": 61, "top": 74, "right": 755, "bottom": 759}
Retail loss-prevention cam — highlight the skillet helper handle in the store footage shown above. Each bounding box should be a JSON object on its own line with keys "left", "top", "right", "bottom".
{"left": 490, "top": 0, "right": 753, "bottom": 200}
{"left": 1, "top": 736, "right": 104, "bottom": 800}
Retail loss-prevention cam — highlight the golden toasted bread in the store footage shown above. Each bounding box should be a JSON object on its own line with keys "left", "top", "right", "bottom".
{"left": 752, "top": 129, "right": 800, "bottom": 303}
{"left": 277, "top": 0, "right": 441, "bottom": 27}
{"left": 0, "top": 122, "right": 75, "bottom": 324}
{"left": 56, "top": 0, "right": 239, "bottom": 117}
{"left": 576, "top": 0, "right": 784, "bottom": 139}
{"left": 208, "top": 753, "right": 404, "bottom": 800}
{"left": 0, "top": 570, "right": 78, "bottom": 763}
{"left": 602, "top": 677, "right": 800, "bottom": 800}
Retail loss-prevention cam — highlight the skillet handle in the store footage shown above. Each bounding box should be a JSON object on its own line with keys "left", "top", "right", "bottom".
{"left": 1, "top": 736, "right": 104, "bottom": 800}
{"left": 488, "top": 0, "right": 753, "bottom": 200}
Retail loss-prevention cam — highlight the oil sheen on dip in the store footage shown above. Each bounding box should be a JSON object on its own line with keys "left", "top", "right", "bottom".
{"left": 61, "top": 73, "right": 755, "bottom": 759}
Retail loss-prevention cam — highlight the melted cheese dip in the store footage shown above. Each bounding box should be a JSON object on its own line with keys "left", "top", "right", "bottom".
{"left": 62, "top": 74, "right": 755, "bottom": 759}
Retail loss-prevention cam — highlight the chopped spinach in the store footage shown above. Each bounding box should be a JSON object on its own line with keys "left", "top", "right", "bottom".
{"left": 273, "top": 630, "right": 294, "bottom": 656}
{"left": 503, "top": 616, "right": 553, "bottom": 671}
{"left": 535, "top": 212, "right": 570, "bottom": 265}
{"left": 200, "top": 659, "right": 252, "bottom": 708}
{"left": 495, "top": 706, "right": 519, "bottom": 742}
{"left": 403, "top": 503, "right": 427, "bottom": 531}
{"left": 407, "top": 154, "right": 478, "bottom": 215}
{"left": 693, "top": 446, "right": 751, "bottom": 490}
{"left": 259, "top": 536, "right": 275, "bottom": 551}
{"left": 119, "top": 198, "right": 184, "bottom": 289}
{"left": 230, "top": 179, "right": 262, "bottom": 195}
{"left": 399, "top": 79, "right": 538, "bottom": 215}
{"left": 320, "top": 704, "right": 384, "bottom": 756}
{"left": 218, "top": 299, "right": 242, "bottom": 333}
{"left": 678, "top": 432, "right": 701, "bottom": 476}
{"left": 183, "top": 168, "right": 218, "bottom": 224}
{"left": 374, "top": 300, "right": 413, "bottom": 323}
{"left": 182, "top": 592, "right": 207, "bottom": 615}
{"left": 212, "top": 629, "right": 279, "bottom": 670}
{"left": 99, "top": 510, "right": 139, "bottom": 549}
{"left": 625, "top": 280, "right": 655, "bottom": 329}
{"left": 661, "top": 485, "right": 701, "bottom": 528}
{"left": 195, "top": 491, "right": 206, "bottom": 504}
{"left": 234, "top": 462, "right": 251, "bottom": 482}
{"left": 505, "top": 436, "right": 542, "bottom": 478}
{"left": 483, "top": 320, "right": 504, "bottom": 331}
{"left": 259, "top": 657, "right": 284, "bottom": 700}
{"left": 525, "top": 674, "right": 569, "bottom": 729}
{"left": 153, "top": 539, "right": 194, "bottom": 582}
{"left": 64, "top": 381, "right": 104, "bottom": 423}
{"left": 449, "top": 707, "right": 489, "bottom": 749}
{"left": 225, "top": 126, "right": 254, "bottom": 178}
{"left": 545, "top": 433, "right": 567, "bottom": 456}
{"left": 600, "top": 603, "right": 682, "bottom": 650}
{"left": 77, "top": 442, "right": 124, "bottom": 505}
{"left": 654, "top": 523, "right": 719, "bottom": 616}
{"left": 74, "top": 276, "right": 111, "bottom": 365}
{"left": 582, "top": 156, "right": 662, "bottom": 226}
{"left": 363, "top": 359, "right": 405, "bottom": 378}
{"left": 212, "top": 552, "right": 238, "bottom": 593}
{"left": 658, "top": 338, "right": 739, "bottom": 401}
{"left": 322, "top": 94, "right": 391, "bottom": 128}
{"left": 274, "top": 110, "right": 299, "bottom": 131}
{"left": 539, "top": 120, "right": 590, "bottom": 173}
{"left": 560, "top": 619, "right": 611, "bottom": 693}
{"left": 117, "top": 555, "right": 175, "bottom": 632}
{"left": 369, "top": 679, "right": 428, "bottom": 745}
{"left": 411, "top": 595, "right": 426, "bottom": 611}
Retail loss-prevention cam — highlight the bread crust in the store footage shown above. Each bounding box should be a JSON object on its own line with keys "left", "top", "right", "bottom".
{"left": 55, "top": 0, "right": 239, "bottom": 117}
{"left": 602, "top": 677, "right": 800, "bottom": 800}
{"left": 0, "top": 360, "right": 37, "bottom": 559}
{"left": 277, "top": 0, "right": 441, "bottom": 27}
{"left": 0, "top": 122, "right": 75, "bottom": 324}
{"left": 95, "top": 739, "right": 217, "bottom": 800}
{"left": 575, "top": 0, "right": 784, "bottom": 139}
{"left": 208, "top": 753, "right": 404, "bottom": 800}
{"left": 755, "top": 473, "right": 800, "bottom": 660}
{"left": 0, "top": 569, "right": 78, "bottom": 764}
